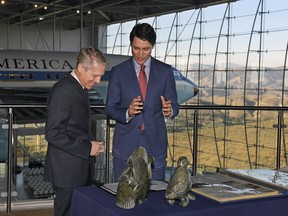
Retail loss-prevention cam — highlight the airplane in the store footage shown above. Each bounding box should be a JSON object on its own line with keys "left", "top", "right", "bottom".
{"left": 0, "top": 49, "right": 198, "bottom": 166}
{"left": 0, "top": 49, "right": 198, "bottom": 105}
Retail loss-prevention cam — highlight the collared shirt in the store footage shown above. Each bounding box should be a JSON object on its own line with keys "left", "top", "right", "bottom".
{"left": 71, "top": 70, "right": 84, "bottom": 89}
{"left": 126, "top": 57, "right": 151, "bottom": 122}
{"left": 133, "top": 57, "right": 151, "bottom": 82}
{"left": 126, "top": 57, "right": 173, "bottom": 122}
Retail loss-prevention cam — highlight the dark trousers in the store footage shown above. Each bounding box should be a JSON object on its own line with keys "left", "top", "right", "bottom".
{"left": 113, "top": 133, "right": 166, "bottom": 182}
{"left": 53, "top": 187, "right": 74, "bottom": 216}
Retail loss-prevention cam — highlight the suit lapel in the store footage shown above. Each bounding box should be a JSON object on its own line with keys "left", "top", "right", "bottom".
{"left": 126, "top": 58, "right": 142, "bottom": 97}
{"left": 67, "top": 73, "right": 91, "bottom": 131}
{"left": 145, "top": 58, "right": 158, "bottom": 105}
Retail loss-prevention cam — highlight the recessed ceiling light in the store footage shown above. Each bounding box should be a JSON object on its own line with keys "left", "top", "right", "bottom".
{"left": 1, "top": 1, "right": 5, "bottom": 4}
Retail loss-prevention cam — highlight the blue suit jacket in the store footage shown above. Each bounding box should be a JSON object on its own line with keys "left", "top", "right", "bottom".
{"left": 105, "top": 57, "right": 179, "bottom": 161}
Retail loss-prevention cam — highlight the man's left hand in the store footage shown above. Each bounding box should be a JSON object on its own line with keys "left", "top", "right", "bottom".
{"left": 161, "top": 95, "right": 172, "bottom": 117}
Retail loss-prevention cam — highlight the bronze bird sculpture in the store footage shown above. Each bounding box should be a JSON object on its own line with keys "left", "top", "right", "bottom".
{"left": 165, "top": 156, "right": 195, "bottom": 207}
{"left": 116, "top": 146, "right": 153, "bottom": 209}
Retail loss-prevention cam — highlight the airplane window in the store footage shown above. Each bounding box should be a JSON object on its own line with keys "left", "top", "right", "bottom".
{"left": 56, "top": 74, "right": 60, "bottom": 79}
{"left": 9, "top": 74, "right": 15, "bottom": 79}
{"left": 20, "top": 74, "right": 24, "bottom": 79}
{"left": 47, "top": 74, "right": 51, "bottom": 79}
{"left": 29, "top": 73, "right": 34, "bottom": 79}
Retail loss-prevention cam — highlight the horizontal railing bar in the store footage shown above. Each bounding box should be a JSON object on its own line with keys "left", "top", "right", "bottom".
{"left": 0, "top": 104, "right": 287, "bottom": 111}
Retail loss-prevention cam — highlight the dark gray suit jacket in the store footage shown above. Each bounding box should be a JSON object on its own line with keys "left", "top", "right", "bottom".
{"left": 44, "top": 73, "right": 92, "bottom": 188}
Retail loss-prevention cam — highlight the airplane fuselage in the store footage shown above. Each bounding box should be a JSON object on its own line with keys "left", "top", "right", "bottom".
{"left": 0, "top": 50, "right": 198, "bottom": 104}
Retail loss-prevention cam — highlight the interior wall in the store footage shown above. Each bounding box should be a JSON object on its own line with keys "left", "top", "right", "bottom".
{"left": 0, "top": 23, "right": 94, "bottom": 52}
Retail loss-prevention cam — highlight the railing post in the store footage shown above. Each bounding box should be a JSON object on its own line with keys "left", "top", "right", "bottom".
{"left": 192, "top": 110, "right": 198, "bottom": 176}
{"left": 6, "top": 108, "right": 13, "bottom": 214}
{"left": 105, "top": 118, "right": 110, "bottom": 183}
{"left": 276, "top": 111, "right": 283, "bottom": 169}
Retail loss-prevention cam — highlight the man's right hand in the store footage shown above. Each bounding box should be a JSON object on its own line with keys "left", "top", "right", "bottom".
{"left": 90, "top": 141, "right": 105, "bottom": 157}
{"left": 128, "top": 96, "right": 143, "bottom": 117}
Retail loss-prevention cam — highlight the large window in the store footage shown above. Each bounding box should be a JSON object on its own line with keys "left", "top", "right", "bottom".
{"left": 101, "top": 0, "right": 288, "bottom": 171}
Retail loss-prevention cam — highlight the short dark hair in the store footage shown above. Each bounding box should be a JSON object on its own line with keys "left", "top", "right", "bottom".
{"left": 129, "top": 23, "right": 156, "bottom": 46}
{"left": 77, "top": 47, "right": 108, "bottom": 69}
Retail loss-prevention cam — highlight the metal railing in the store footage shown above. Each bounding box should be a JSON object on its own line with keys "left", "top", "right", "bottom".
{"left": 1, "top": 104, "right": 288, "bottom": 213}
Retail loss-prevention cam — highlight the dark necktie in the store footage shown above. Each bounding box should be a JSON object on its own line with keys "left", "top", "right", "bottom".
{"left": 138, "top": 65, "right": 147, "bottom": 130}
{"left": 138, "top": 64, "right": 147, "bottom": 101}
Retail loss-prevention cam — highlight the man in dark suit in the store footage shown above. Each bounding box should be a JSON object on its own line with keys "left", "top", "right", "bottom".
{"left": 44, "top": 47, "right": 107, "bottom": 216}
{"left": 105, "top": 23, "right": 179, "bottom": 182}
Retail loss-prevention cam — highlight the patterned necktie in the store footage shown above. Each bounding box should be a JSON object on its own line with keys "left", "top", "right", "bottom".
{"left": 138, "top": 64, "right": 147, "bottom": 130}
{"left": 138, "top": 64, "right": 147, "bottom": 101}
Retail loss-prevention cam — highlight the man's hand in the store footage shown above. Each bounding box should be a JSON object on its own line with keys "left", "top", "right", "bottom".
{"left": 90, "top": 141, "right": 105, "bottom": 156}
{"left": 161, "top": 95, "right": 172, "bottom": 117}
{"left": 128, "top": 96, "right": 144, "bottom": 117}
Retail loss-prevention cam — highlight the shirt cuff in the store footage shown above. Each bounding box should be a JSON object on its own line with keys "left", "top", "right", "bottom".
{"left": 126, "top": 109, "right": 134, "bottom": 123}
{"left": 163, "top": 109, "right": 173, "bottom": 119}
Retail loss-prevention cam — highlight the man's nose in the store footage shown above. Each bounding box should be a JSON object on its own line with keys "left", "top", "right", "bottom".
{"left": 139, "top": 50, "right": 144, "bottom": 57}
{"left": 94, "top": 77, "right": 101, "bottom": 84}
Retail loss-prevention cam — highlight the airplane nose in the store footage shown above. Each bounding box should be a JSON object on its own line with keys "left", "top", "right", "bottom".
{"left": 193, "top": 87, "right": 199, "bottom": 97}
{"left": 177, "top": 79, "right": 199, "bottom": 104}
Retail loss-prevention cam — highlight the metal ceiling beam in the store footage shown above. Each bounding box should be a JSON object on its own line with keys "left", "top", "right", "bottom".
{"left": 0, "top": 0, "right": 236, "bottom": 29}
{"left": 8, "top": 0, "right": 130, "bottom": 26}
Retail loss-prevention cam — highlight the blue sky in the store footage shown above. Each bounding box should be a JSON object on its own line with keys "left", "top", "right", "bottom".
{"left": 106, "top": 0, "right": 288, "bottom": 68}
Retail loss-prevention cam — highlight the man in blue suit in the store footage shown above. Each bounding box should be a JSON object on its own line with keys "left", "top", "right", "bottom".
{"left": 44, "top": 47, "right": 107, "bottom": 216}
{"left": 105, "top": 23, "right": 179, "bottom": 181}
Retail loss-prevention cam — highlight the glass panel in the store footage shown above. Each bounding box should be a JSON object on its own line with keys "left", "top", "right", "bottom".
{"left": 0, "top": 109, "right": 8, "bottom": 204}
{"left": 166, "top": 108, "right": 284, "bottom": 177}
{"left": 0, "top": 107, "right": 109, "bottom": 208}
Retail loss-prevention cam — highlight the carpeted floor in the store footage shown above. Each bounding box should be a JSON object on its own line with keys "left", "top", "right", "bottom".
{"left": 0, "top": 208, "right": 54, "bottom": 216}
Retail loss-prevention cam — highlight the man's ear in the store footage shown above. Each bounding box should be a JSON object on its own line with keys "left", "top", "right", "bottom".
{"left": 77, "top": 63, "right": 84, "bottom": 73}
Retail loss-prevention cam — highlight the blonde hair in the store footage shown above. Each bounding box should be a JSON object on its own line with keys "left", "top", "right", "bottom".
{"left": 76, "top": 47, "right": 108, "bottom": 69}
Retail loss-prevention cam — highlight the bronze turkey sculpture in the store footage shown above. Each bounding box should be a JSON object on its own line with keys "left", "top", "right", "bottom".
{"left": 116, "top": 146, "right": 153, "bottom": 209}
{"left": 165, "top": 156, "right": 195, "bottom": 207}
